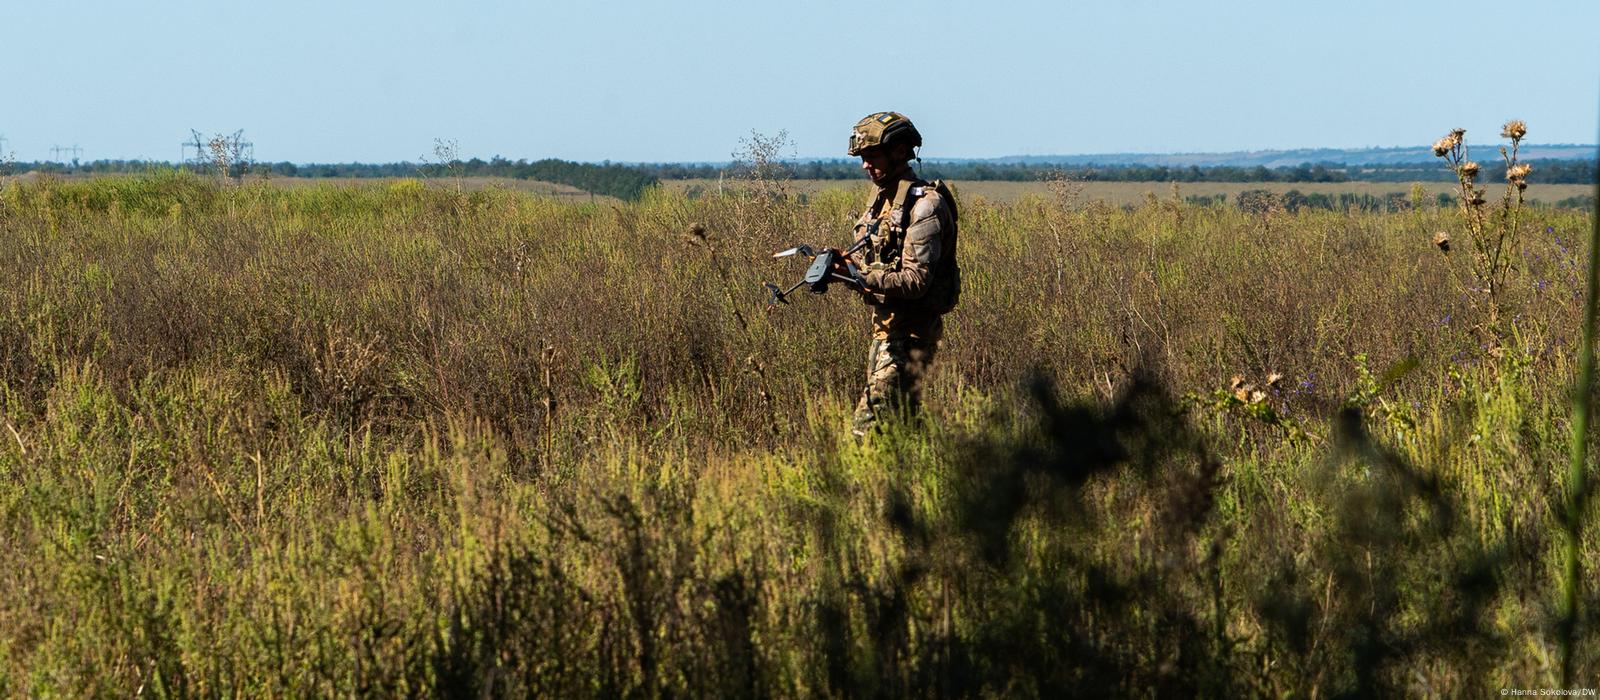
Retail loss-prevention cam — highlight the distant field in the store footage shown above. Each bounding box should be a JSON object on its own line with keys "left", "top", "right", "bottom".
{"left": 663, "top": 178, "right": 1594, "bottom": 206}
{"left": 10, "top": 172, "right": 1586, "bottom": 207}
{"left": 265, "top": 175, "right": 608, "bottom": 201}
{"left": 3, "top": 171, "right": 614, "bottom": 203}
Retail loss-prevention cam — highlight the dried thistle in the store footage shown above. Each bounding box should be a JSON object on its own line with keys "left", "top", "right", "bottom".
{"left": 1265, "top": 372, "right": 1284, "bottom": 388}
{"left": 1433, "top": 130, "right": 1466, "bottom": 159}
{"left": 1229, "top": 375, "right": 1257, "bottom": 402}
{"left": 1431, "top": 118, "right": 1529, "bottom": 328}
{"left": 684, "top": 223, "right": 708, "bottom": 246}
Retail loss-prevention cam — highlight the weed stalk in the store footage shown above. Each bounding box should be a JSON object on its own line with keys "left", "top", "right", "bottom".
{"left": 1432, "top": 122, "right": 1532, "bottom": 330}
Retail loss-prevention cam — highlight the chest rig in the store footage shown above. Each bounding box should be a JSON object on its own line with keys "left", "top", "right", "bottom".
{"left": 859, "top": 178, "right": 924, "bottom": 270}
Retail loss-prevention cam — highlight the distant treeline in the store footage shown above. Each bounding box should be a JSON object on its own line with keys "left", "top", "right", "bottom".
{"left": 642, "top": 159, "right": 1597, "bottom": 185}
{"left": 9, "top": 157, "right": 1593, "bottom": 199}
{"left": 8, "top": 158, "right": 661, "bottom": 201}
{"left": 1200, "top": 188, "right": 1597, "bottom": 214}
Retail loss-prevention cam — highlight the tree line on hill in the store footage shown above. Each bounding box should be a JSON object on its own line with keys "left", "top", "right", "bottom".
{"left": 642, "top": 159, "right": 1597, "bottom": 185}
{"left": 7, "top": 157, "right": 1593, "bottom": 201}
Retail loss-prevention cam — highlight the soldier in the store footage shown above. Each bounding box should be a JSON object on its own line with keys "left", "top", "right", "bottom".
{"left": 838, "top": 112, "right": 960, "bottom": 437}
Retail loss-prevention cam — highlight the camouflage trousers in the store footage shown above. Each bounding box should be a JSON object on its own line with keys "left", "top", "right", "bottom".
{"left": 851, "top": 322, "right": 943, "bottom": 437}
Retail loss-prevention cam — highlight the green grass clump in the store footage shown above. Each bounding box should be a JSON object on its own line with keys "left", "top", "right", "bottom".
{"left": 0, "top": 172, "right": 1595, "bottom": 696}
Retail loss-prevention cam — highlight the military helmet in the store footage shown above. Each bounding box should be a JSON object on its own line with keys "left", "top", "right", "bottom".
{"left": 847, "top": 111, "right": 922, "bottom": 156}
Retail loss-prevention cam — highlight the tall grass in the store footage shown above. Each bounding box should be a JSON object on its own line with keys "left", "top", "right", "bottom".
{"left": 1561, "top": 132, "right": 1600, "bottom": 686}
{"left": 0, "top": 172, "right": 1595, "bottom": 695}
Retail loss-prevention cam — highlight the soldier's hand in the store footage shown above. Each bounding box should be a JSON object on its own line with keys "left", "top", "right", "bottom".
{"left": 827, "top": 249, "right": 852, "bottom": 276}
{"left": 840, "top": 258, "right": 876, "bottom": 296}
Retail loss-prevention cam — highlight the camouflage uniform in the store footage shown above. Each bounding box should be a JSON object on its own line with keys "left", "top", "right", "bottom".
{"left": 849, "top": 170, "right": 958, "bottom": 435}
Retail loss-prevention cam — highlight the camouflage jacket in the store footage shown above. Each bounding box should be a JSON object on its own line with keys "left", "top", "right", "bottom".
{"left": 854, "top": 172, "right": 957, "bottom": 339}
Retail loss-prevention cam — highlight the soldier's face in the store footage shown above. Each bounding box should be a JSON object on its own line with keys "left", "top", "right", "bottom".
{"left": 859, "top": 147, "right": 904, "bottom": 184}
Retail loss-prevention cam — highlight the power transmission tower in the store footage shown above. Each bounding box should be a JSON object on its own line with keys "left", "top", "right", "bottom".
{"left": 183, "top": 130, "right": 255, "bottom": 180}
{"left": 182, "top": 131, "right": 208, "bottom": 165}
{"left": 50, "top": 144, "right": 83, "bottom": 165}
{"left": 183, "top": 131, "right": 254, "bottom": 162}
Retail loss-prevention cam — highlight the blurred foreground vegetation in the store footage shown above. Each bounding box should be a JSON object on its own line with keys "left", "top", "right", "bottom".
{"left": 0, "top": 172, "right": 1596, "bottom": 696}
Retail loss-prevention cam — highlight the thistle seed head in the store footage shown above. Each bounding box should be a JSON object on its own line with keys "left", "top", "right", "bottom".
{"left": 1501, "top": 120, "right": 1527, "bottom": 140}
{"left": 1229, "top": 375, "right": 1258, "bottom": 401}
{"left": 1506, "top": 163, "right": 1531, "bottom": 182}
{"left": 1458, "top": 161, "right": 1480, "bottom": 179}
{"left": 684, "top": 223, "right": 709, "bottom": 245}
{"left": 1433, "top": 231, "right": 1451, "bottom": 252}
{"left": 1434, "top": 129, "right": 1465, "bottom": 157}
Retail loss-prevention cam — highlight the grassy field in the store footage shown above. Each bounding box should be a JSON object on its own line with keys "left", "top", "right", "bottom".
{"left": 5, "top": 171, "right": 615, "bottom": 203}
{"left": 0, "top": 172, "right": 1596, "bottom": 696}
{"left": 664, "top": 177, "right": 1595, "bottom": 206}
{"left": 264, "top": 175, "right": 609, "bottom": 202}
{"left": 22, "top": 171, "right": 1591, "bottom": 208}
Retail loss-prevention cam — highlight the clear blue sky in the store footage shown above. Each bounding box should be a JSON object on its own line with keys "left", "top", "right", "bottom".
{"left": 3, "top": 0, "right": 1596, "bottom": 163}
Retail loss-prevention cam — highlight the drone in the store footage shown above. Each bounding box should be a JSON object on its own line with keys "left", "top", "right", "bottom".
{"left": 763, "top": 223, "right": 875, "bottom": 306}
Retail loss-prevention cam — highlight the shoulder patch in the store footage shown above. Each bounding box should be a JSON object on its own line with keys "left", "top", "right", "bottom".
{"left": 908, "top": 191, "right": 946, "bottom": 222}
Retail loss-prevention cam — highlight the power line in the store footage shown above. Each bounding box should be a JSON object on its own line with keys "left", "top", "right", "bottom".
{"left": 50, "top": 144, "right": 83, "bottom": 164}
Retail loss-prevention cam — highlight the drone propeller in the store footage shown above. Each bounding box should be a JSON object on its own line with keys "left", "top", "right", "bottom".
{"left": 773, "top": 245, "right": 815, "bottom": 259}
{"left": 764, "top": 281, "right": 796, "bottom": 305}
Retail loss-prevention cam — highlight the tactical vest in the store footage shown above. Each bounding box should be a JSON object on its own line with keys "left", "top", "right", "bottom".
{"left": 861, "top": 177, "right": 961, "bottom": 315}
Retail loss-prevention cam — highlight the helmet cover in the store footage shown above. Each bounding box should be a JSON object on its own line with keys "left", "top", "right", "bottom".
{"left": 847, "top": 111, "right": 922, "bottom": 156}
